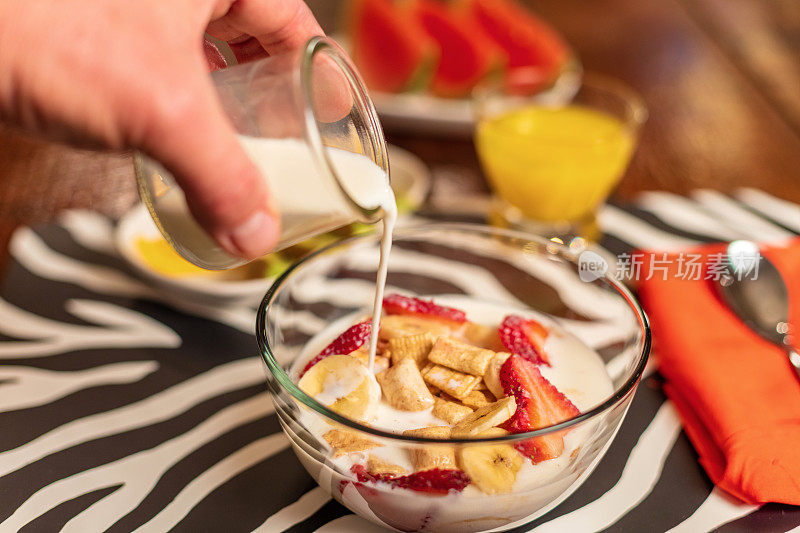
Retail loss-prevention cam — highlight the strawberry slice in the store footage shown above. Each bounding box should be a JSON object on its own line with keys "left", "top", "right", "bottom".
{"left": 382, "top": 294, "right": 467, "bottom": 323}
{"left": 351, "top": 465, "right": 470, "bottom": 494}
{"left": 499, "top": 315, "right": 550, "bottom": 365}
{"left": 300, "top": 320, "right": 372, "bottom": 377}
{"left": 499, "top": 354, "right": 580, "bottom": 463}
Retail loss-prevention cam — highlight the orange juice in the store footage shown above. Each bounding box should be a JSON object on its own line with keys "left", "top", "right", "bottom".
{"left": 475, "top": 105, "right": 635, "bottom": 223}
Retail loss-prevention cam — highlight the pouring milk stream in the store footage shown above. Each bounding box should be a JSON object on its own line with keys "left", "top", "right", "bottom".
{"left": 237, "top": 135, "right": 396, "bottom": 371}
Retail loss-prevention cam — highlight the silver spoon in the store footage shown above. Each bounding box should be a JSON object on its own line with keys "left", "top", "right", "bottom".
{"left": 712, "top": 240, "right": 800, "bottom": 380}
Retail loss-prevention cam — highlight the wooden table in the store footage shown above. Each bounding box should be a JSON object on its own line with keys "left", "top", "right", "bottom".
{"left": 1, "top": 0, "right": 799, "bottom": 273}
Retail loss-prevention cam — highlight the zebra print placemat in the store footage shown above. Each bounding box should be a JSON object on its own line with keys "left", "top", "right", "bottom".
{"left": 1, "top": 188, "right": 798, "bottom": 532}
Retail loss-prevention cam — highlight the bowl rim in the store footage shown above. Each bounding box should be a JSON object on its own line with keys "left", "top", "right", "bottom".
{"left": 256, "top": 223, "right": 651, "bottom": 444}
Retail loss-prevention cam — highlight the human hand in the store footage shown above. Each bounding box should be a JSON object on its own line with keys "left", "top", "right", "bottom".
{"left": 0, "top": 0, "right": 325, "bottom": 259}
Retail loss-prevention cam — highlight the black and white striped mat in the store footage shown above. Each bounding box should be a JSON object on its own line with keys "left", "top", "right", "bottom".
{"left": 1, "top": 188, "right": 799, "bottom": 532}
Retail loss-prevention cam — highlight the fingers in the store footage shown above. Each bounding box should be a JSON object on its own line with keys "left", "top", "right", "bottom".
{"left": 209, "top": 0, "right": 323, "bottom": 55}
{"left": 136, "top": 0, "right": 338, "bottom": 261}
{"left": 140, "top": 61, "right": 280, "bottom": 259}
{"left": 139, "top": 0, "right": 324, "bottom": 260}
{"left": 228, "top": 36, "right": 270, "bottom": 63}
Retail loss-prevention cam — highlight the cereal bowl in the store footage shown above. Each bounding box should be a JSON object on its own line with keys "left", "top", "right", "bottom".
{"left": 256, "top": 224, "right": 649, "bottom": 532}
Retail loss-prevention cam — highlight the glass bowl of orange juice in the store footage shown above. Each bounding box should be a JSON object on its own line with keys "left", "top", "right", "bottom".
{"left": 474, "top": 73, "right": 647, "bottom": 244}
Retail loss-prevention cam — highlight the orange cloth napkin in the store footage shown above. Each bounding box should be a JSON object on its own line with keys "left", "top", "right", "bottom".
{"left": 638, "top": 238, "right": 800, "bottom": 505}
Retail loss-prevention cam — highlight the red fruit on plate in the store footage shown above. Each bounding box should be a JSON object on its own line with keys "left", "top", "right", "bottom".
{"left": 300, "top": 320, "right": 372, "bottom": 376}
{"left": 499, "top": 315, "right": 550, "bottom": 365}
{"left": 203, "top": 38, "right": 227, "bottom": 72}
{"left": 383, "top": 294, "right": 467, "bottom": 323}
{"left": 464, "top": 0, "right": 569, "bottom": 91}
{"left": 349, "top": 0, "right": 439, "bottom": 92}
{"left": 499, "top": 354, "right": 580, "bottom": 463}
{"left": 351, "top": 465, "right": 471, "bottom": 494}
{"left": 408, "top": 0, "right": 505, "bottom": 97}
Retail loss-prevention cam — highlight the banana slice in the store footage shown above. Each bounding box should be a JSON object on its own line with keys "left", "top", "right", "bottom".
{"left": 458, "top": 428, "right": 523, "bottom": 494}
{"left": 298, "top": 354, "right": 380, "bottom": 422}
{"left": 462, "top": 322, "right": 505, "bottom": 351}
{"left": 483, "top": 352, "right": 512, "bottom": 400}
{"left": 451, "top": 396, "right": 517, "bottom": 437}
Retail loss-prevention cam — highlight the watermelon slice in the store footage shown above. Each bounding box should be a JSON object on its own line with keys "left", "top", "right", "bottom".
{"left": 203, "top": 38, "right": 227, "bottom": 72}
{"left": 349, "top": 0, "right": 439, "bottom": 92}
{"left": 408, "top": 0, "right": 505, "bottom": 97}
{"left": 463, "top": 0, "right": 569, "bottom": 91}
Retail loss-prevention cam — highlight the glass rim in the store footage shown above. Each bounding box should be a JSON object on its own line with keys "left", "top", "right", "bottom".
{"left": 474, "top": 71, "right": 648, "bottom": 146}
{"left": 297, "top": 36, "right": 390, "bottom": 224}
{"left": 255, "top": 223, "right": 651, "bottom": 445}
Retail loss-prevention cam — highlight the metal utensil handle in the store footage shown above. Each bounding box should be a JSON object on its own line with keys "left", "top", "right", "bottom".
{"left": 788, "top": 348, "right": 800, "bottom": 382}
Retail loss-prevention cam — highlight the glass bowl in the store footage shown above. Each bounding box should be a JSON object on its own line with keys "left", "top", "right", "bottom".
{"left": 256, "top": 224, "right": 649, "bottom": 532}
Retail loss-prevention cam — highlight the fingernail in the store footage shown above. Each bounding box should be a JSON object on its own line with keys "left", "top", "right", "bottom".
{"left": 219, "top": 210, "right": 280, "bottom": 259}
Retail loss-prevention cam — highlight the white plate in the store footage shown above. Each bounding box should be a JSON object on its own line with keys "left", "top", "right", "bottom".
{"left": 116, "top": 205, "right": 270, "bottom": 307}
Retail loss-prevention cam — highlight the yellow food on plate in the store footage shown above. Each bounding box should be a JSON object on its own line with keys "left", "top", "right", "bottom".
{"left": 135, "top": 237, "right": 217, "bottom": 277}
{"left": 135, "top": 236, "right": 270, "bottom": 279}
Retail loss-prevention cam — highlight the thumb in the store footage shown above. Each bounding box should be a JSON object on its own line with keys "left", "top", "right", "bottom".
{"left": 140, "top": 67, "right": 280, "bottom": 260}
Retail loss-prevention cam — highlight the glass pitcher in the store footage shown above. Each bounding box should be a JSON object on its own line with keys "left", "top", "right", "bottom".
{"left": 134, "top": 36, "right": 390, "bottom": 270}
